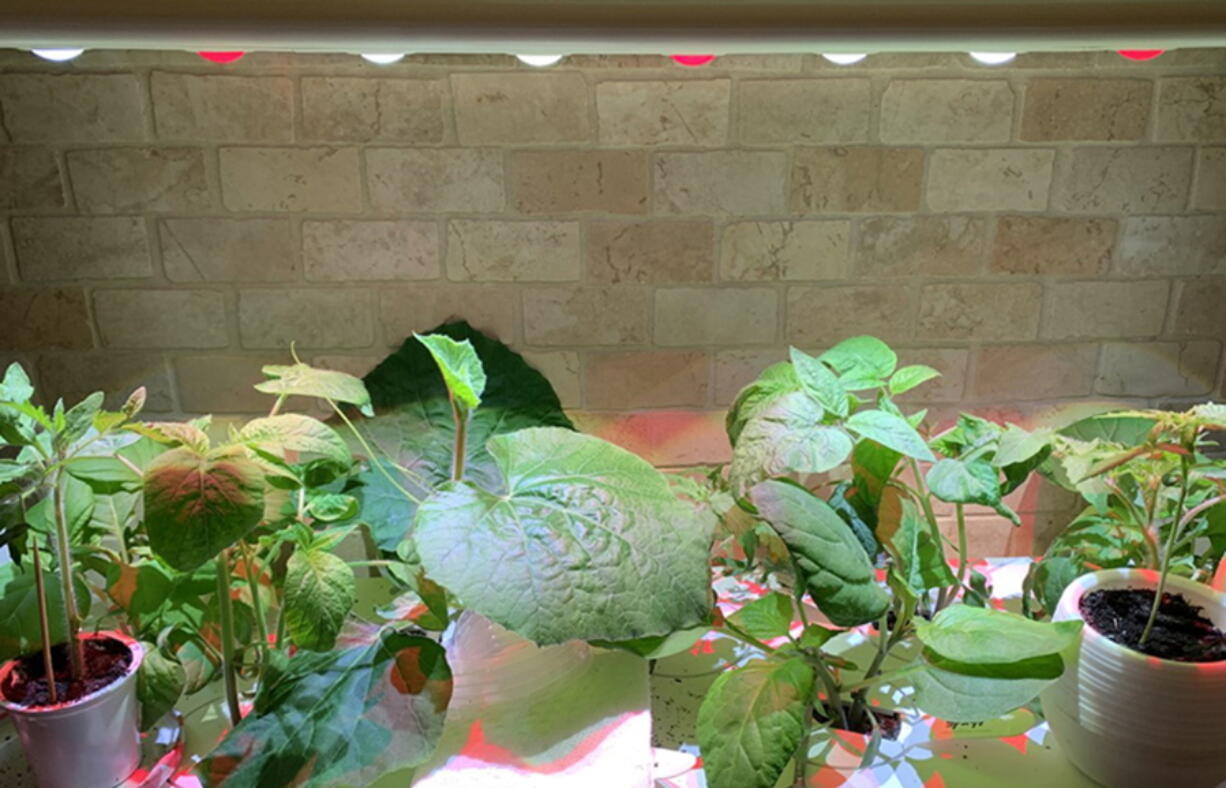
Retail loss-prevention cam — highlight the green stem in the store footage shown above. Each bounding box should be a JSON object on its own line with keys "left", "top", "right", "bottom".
{"left": 1140, "top": 456, "right": 1190, "bottom": 646}
{"left": 955, "top": 503, "right": 969, "bottom": 590}
{"left": 52, "top": 467, "right": 84, "bottom": 680}
{"left": 239, "top": 541, "right": 270, "bottom": 678}
{"left": 216, "top": 550, "right": 242, "bottom": 727}
{"left": 450, "top": 398, "right": 467, "bottom": 482}
{"left": 330, "top": 401, "right": 423, "bottom": 504}
{"left": 793, "top": 702, "right": 813, "bottom": 788}
{"left": 810, "top": 657, "right": 849, "bottom": 730}
{"left": 722, "top": 620, "right": 775, "bottom": 654}
{"left": 346, "top": 559, "right": 399, "bottom": 569}
{"left": 1141, "top": 489, "right": 1226, "bottom": 645}
{"left": 31, "top": 535, "right": 58, "bottom": 704}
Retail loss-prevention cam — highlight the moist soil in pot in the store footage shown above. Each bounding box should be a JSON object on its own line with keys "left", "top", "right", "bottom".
{"left": 1, "top": 637, "right": 133, "bottom": 708}
{"left": 1080, "top": 588, "right": 1226, "bottom": 663}
{"left": 814, "top": 703, "right": 902, "bottom": 739}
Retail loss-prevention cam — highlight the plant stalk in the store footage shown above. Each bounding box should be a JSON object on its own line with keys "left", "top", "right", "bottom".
{"left": 239, "top": 541, "right": 270, "bottom": 674}
{"left": 329, "top": 400, "right": 423, "bottom": 504}
{"left": 51, "top": 468, "right": 84, "bottom": 680}
{"left": 955, "top": 504, "right": 969, "bottom": 589}
{"left": 810, "top": 658, "right": 849, "bottom": 731}
{"left": 216, "top": 549, "right": 242, "bottom": 727}
{"left": 1140, "top": 455, "right": 1190, "bottom": 646}
{"left": 793, "top": 703, "right": 812, "bottom": 788}
{"left": 450, "top": 398, "right": 467, "bottom": 482}
{"left": 31, "top": 537, "right": 58, "bottom": 704}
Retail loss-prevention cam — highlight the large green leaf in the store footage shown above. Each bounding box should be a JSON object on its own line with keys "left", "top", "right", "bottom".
{"left": 726, "top": 362, "right": 800, "bottom": 446}
{"left": 239, "top": 414, "right": 352, "bottom": 466}
{"left": 137, "top": 644, "right": 186, "bottom": 731}
{"left": 414, "top": 428, "right": 711, "bottom": 644}
{"left": 789, "top": 348, "right": 847, "bottom": 418}
{"left": 846, "top": 410, "right": 935, "bottom": 462}
{"left": 728, "top": 593, "right": 795, "bottom": 641}
{"left": 882, "top": 496, "right": 956, "bottom": 592}
{"left": 910, "top": 664, "right": 1052, "bottom": 723}
{"left": 415, "top": 333, "right": 486, "bottom": 411}
{"left": 144, "top": 446, "right": 265, "bottom": 572}
{"left": 256, "top": 364, "right": 374, "bottom": 417}
{"left": 66, "top": 457, "right": 142, "bottom": 494}
{"left": 915, "top": 605, "right": 1082, "bottom": 674}
{"left": 749, "top": 480, "right": 889, "bottom": 627}
{"left": 0, "top": 563, "right": 67, "bottom": 660}
{"left": 200, "top": 630, "right": 452, "bottom": 788}
{"left": 926, "top": 458, "right": 1001, "bottom": 507}
{"left": 729, "top": 392, "right": 853, "bottom": 497}
{"left": 819, "top": 336, "right": 897, "bottom": 388}
{"left": 284, "top": 549, "right": 356, "bottom": 651}
{"left": 697, "top": 657, "right": 815, "bottom": 788}
{"left": 1059, "top": 413, "right": 1156, "bottom": 445}
{"left": 25, "top": 476, "right": 96, "bottom": 539}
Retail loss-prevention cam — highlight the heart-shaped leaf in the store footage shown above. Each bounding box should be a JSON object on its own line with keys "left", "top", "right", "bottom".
{"left": 283, "top": 549, "right": 356, "bottom": 651}
{"left": 819, "top": 336, "right": 897, "bottom": 383}
{"left": 789, "top": 348, "right": 848, "bottom": 417}
{"left": 729, "top": 392, "right": 853, "bottom": 496}
{"left": 256, "top": 364, "right": 373, "bottom": 417}
{"left": 926, "top": 458, "right": 1000, "bottom": 507}
{"left": 239, "top": 414, "right": 352, "bottom": 466}
{"left": 729, "top": 593, "right": 795, "bottom": 641}
{"left": 415, "top": 333, "right": 486, "bottom": 411}
{"left": 846, "top": 409, "right": 935, "bottom": 462}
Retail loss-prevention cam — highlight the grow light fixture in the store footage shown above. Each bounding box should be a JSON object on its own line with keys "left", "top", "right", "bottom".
{"left": 821, "top": 53, "right": 868, "bottom": 65}
{"left": 197, "top": 51, "right": 245, "bottom": 63}
{"left": 1118, "top": 49, "right": 1164, "bottom": 60}
{"left": 361, "top": 52, "right": 405, "bottom": 64}
{"left": 969, "top": 51, "right": 1017, "bottom": 64}
{"left": 670, "top": 54, "right": 716, "bottom": 66}
{"left": 516, "top": 54, "right": 564, "bottom": 66}
{"left": 31, "top": 47, "right": 84, "bottom": 61}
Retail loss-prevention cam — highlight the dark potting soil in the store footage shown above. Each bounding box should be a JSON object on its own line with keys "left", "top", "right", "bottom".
{"left": 1, "top": 637, "right": 132, "bottom": 708}
{"left": 814, "top": 704, "right": 902, "bottom": 739}
{"left": 1080, "top": 588, "right": 1226, "bottom": 663}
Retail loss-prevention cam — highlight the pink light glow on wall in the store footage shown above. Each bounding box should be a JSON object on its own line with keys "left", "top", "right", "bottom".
{"left": 197, "top": 51, "right": 246, "bottom": 63}
{"left": 670, "top": 55, "right": 716, "bottom": 67}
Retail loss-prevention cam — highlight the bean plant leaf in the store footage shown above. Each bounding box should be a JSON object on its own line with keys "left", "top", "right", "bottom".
{"left": 789, "top": 348, "right": 847, "bottom": 418}
{"left": 414, "top": 427, "right": 711, "bottom": 645}
{"left": 889, "top": 365, "right": 941, "bottom": 396}
{"left": 58, "top": 391, "right": 104, "bottom": 450}
{"left": 879, "top": 492, "right": 956, "bottom": 592}
{"left": 137, "top": 645, "right": 186, "bottom": 731}
{"left": 0, "top": 363, "right": 34, "bottom": 404}
{"left": 590, "top": 625, "right": 709, "bottom": 660}
{"left": 726, "top": 362, "right": 800, "bottom": 446}
{"left": 284, "top": 549, "right": 356, "bottom": 651}
{"left": 200, "top": 630, "right": 452, "bottom": 788}
{"left": 750, "top": 479, "right": 889, "bottom": 627}
{"left": 729, "top": 593, "right": 795, "bottom": 641}
{"left": 1059, "top": 413, "right": 1156, "bottom": 445}
{"left": 926, "top": 458, "right": 1000, "bottom": 507}
{"left": 255, "top": 364, "right": 374, "bottom": 417}
{"left": 819, "top": 336, "right": 897, "bottom": 388}
{"left": 846, "top": 409, "right": 935, "bottom": 462}
{"left": 910, "top": 664, "right": 1053, "bottom": 723}
{"left": 144, "top": 446, "right": 266, "bottom": 572}
{"left": 239, "top": 414, "right": 352, "bottom": 466}
{"left": 66, "top": 456, "right": 143, "bottom": 494}
{"left": 415, "top": 333, "right": 486, "bottom": 411}
{"left": 915, "top": 605, "right": 1082, "bottom": 673}
{"left": 729, "top": 392, "right": 853, "bottom": 496}
{"left": 697, "top": 657, "right": 815, "bottom": 788}
{"left": 0, "top": 563, "right": 73, "bottom": 660}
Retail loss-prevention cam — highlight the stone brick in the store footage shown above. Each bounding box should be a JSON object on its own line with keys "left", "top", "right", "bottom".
{"left": 1096, "top": 341, "right": 1220, "bottom": 397}
{"left": 855, "top": 216, "right": 986, "bottom": 278}
{"left": 586, "top": 220, "right": 714, "bottom": 284}
{"left": 521, "top": 350, "right": 581, "bottom": 409}
{"left": 990, "top": 217, "right": 1115, "bottom": 276}
{"left": 1052, "top": 147, "right": 1193, "bottom": 214}
{"left": 451, "top": 72, "right": 591, "bottom": 144}
{"left": 523, "top": 287, "right": 650, "bottom": 346}
{"left": 0, "top": 288, "right": 92, "bottom": 350}
{"left": 655, "top": 288, "right": 777, "bottom": 346}
{"left": 1021, "top": 79, "right": 1151, "bottom": 141}
{"left": 95, "top": 289, "right": 227, "bottom": 349}
{"left": 304, "top": 220, "right": 439, "bottom": 282}
{"left": 880, "top": 80, "right": 1013, "bottom": 143}
{"left": 738, "top": 79, "right": 871, "bottom": 143}
{"left": 308, "top": 354, "right": 381, "bottom": 380}
{"left": 585, "top": 350, "right": 709, "bottom": 409}
{"left": 509, "top": 150, "right": 649, "bottom": 214}
{"left": 0, "top": 74, "right": 145, "bottom": 142}
{"left": 970, "top": 344, "right": 1098, "bottom": 401}
{"left": 713, "top": 349, "right": 786, "bottom": 405}
{"left": 653, "top": 152, "right": 788, "bottom": 216}
{"left": 927, "top": 149, "right": 1054, "bottom": 212}
{"left": 1194, "top": 147, "right": 1226, "bottom": 210}
{"left": 238, "top": 289, "right": 372, "bottom": 349}
{"left": 1157, "top": 77, "right": 1226, "bottom": 141}
{"left": 160, "top": 219, "right": 298, "bottom": 282}
{"left": 446, "top": 220, "right": 580, "bottom": 282}
{"left": 1116, "top": 216, "right": 1226, "bottom": 276}
{"left": 38, "top": 353, "right": 174, "bottom": 412}
{"left": 894, "top": 348, "right": 970, "bottom": 403}
{"left": 791, "top": 147, "right": 923, "bottom": 213}
{"left": 151, "top": 72, "right": 292, "bottom": 143}
{"left": 220, "top": 147, "right": 362, "bottom": 213}
{"left": 720, "top": 221, "right": 849, "bottom": 281}
{"left": 1043, "top": 281, "right": 1169, "bottom": 340}
{"left": 569, "top": 410, "right": 731, "bottom": 466}
{"left": 0, "top": 149, "right": 64, "bottom": 210}
{"left": 301, "top": 77, "right": 447, "bottom": 143}
{"left": 1171, "top": 278, "right": 1226, "bottom": 338}
{"left": 175, "top": 354, "right": 289, "bottom": 414}
{"left": 67, "top": 148, "right": 211, "bottom": 213}
{"left": 380, "top": 285, "right": 517, "bottom": 345}
{"left": 366, "top": 148, "right": 504, "bottom": 213}
{"left": 13, "top": 218, "right": 151, "bottom": 281}
{"left": 596, "top": 80, "right": 730, "bottom": 146}
{"left": 918, "top": 283, "right": 1042, "bottom": 341}
{"left": 786, "top": 285, "right": 917, "bottom": 346}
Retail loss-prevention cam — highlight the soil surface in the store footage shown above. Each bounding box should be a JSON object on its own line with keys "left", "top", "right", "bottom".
{"left": 1080, "top": 588, "right": 1226, "bottom": 663}
{"left": 1, "top": 637, "right": 133, "bottom": 708}
{"left": 814, "top": 703, "right": 902, "bottom": 739}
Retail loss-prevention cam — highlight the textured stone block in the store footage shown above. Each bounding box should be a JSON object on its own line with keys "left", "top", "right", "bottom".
{"left": 655, "top": 288, "right": 777, "bottom": 346}
{"left": 38, "top": 353, "right": 174, "bottom": 412}
{"left": 304, "top": 220, "right": 439, "bottom": 281}
{"left": 927, "top": 149, "right": 1054, "bottom": 212}
{"left": 238, "top": 289, "right": 372, "bottom": 349}
{"left": 0, "top": 288, "right": 92, "bottom": 350}
{"left": 713, "top": 349, "right": 787, "bottom": 405}
{"left": 509, "top": 150, "right": 649, "bottom": 214}
{"left": 570, "top": 410, "right": 731, "bottom": 466}
{"left": 366, "top": 148, "right": 504, "bottom": 213}
{"left": 67, "top": 148, "right": 211, "bottom": 213}
{"left": 1171, "top": 278, "right": 1226, "bottom": 338}
{"left": 0, "top": 74, "right": 145, "bottom": 142}
{"left": 13, "top": 218, "right": 151, "bottom": 281}
{"left": 0, "top": 149, "right": 64, "bottom": 210}
{"left": 596, "top": 80, "right": 730, "bottom": 146}
{"left": 151, "top": 72, "right": 292, "bottom": 142}
{"left": 95, "top": 289, "right": 227, "bottom": 349}
{"left": 521, "top": 350, "right": 581, "bottom": 409}
{"left": 451, "top": 72, "right": 591, "bottom": 144}
{"left": 1021, "top": 79, "right": 1151, "bottom": 141}
{"left": 446, "top": 220, "right": 580, "bottom": 282}
{"left": 220, "top": 147, "right": 362, "bottom": 212}
{"left": 1052, "top": 147, "right": 1193, "bottom": 214}
{"left": 990, "top": 217, "right": 1115, "bottom": 276}
{"left": 380, "top": 285, "right": 517, "bottom": 345}
{"left": 175, "top": 355, "right": 288, "bottom": 414}
{"left": 738, "top": 79, "right": 871, "bottom": 143}
{"left": 523, "top": 287, "right": 650, "bottom": 346}
{"left": 1117, "top": 216, "right": 1226, "bottom": 275}
{"left": 970, "top": 344, "right": 1098, "bottom": 401}
{"left": 653, "top": 152, "right": 788, "bottom": 216}
{"left": 918, "top": 283, "right": 1042, "bottom": 341}
{"left": 586, "top": 220, "right": 714, "bottom": 284}
{"left": 786, "top": 285, "right": 917, "bottom": 346}
{"left": 1157, "top": 77, "right": 1226, "bottom": 141}
{"left": 1043, "top": 281, "right": 1169, "bottom": 340}
{"left": 791, "top": 147, "right": 923, "bottom": 213}
{"left": 721, "top": 220, "right": 849, "bottom": 281}
{"left": 880, "top": 80, "right": 1013, "bottom": 143}
{"left": 1194, "top": 148, "right": 1226, "bottom": 210}
{"left": 855, "top": 216, "right": 986, "bottom": 278}
{"left": 585, "top": 350, "right": 710, "bottom": 408}
{"left": 301, "top": 77, "right": 447, "bottom": 142}
{"left": 161, "top": 218, "right": 298, "bottom": 282}
{"left": 1097, "top": 341, "right": 1220, "bottom": 397}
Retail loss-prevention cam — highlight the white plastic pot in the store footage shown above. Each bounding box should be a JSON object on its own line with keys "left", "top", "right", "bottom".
{"left": 1040, "top": 568, "right": 1226, "bottom": 788}
{"left": 0, "top": 632, "right": 143, "bottom": 788}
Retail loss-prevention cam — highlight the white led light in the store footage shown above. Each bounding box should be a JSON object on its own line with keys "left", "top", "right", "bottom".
{"left": 969, "top": 51, "right": 1017, "bottom": 65}
{"left": 31, "top": 48, "right": 84, "bottom": 62}
{"left": 516, "top": 54, "right": 564, "bottom": 67}
{"left": 361, "top": 53, "right": 406, "bottom": 65}
{"left": 821, "top": 53, "right": 868, "bottom": 65}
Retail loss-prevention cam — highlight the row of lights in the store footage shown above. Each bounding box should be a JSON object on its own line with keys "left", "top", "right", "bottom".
{"left": 27, "top": 48, "right": 1171, "bottom": 65}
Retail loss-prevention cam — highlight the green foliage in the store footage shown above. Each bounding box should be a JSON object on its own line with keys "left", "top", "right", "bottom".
{"left": 255, "top": 363, "right": 373, "bottom": 416}
{"left": 728, "top": 593, "right": 795, "bottom": 641}
{"left": 414, "top": 333, "right": 486, "bottom": 411}
{"left": 283, "top": 549, "right": 356, "bottom": 651}
{"left": 0, "top": 563, "right": 75, "bottom": 660}
{"left": 137, "top": 644, "right": 186, "bottom": 731}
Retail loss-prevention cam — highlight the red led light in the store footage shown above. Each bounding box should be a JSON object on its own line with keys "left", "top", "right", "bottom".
{"left": 197, "top": 51, "right": 246, "bottom": 64}
{"left": 670, "top": 54, "right": 716, "bottom": 67}
{"left": 1118, "top": 49, "right": 1164, "bottom": 61}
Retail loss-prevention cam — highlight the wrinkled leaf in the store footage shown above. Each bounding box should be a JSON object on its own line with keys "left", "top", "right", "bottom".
{"left": 819, "top": 336, "right": 897, "bottom": 386}
{"left": 789, "top": 348, "right": 847, "bottom": 418}
{"left": 306, "top": 493, "right": 359, "bottom": 523}
{"left": 726, "top": 363, "right": 800, "bottom": 446}
{"left": 58, "top": 391, "right": 104, "bottom": 450}
{"left": 239, "top": 414, "right": 352, "bottom": 466}
{"left": 926, "top": 458, "right": 1001, "bottom": 508}
{"left": 846, "top": 410, "right": 935, "bottom": 462}
{"left": 729, "top": 392, "right": 853, "bottom": 496}
{"left": 256, "top": 364, "right": 374, "bottom": 417}
{"left": 284, "top": 549, "right": 356, "bottom": 651}
{"left": 415, "top": 333, "right": 486, "bottom": 411}
{"left": 729, "top": 593, "right": 794, "bottom": 641}
{"left": 880, "top": 492, "right": 956, "bottom": 592}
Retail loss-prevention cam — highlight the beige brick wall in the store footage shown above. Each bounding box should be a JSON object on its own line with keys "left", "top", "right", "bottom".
{"left": 2, "top": 49, "right": 1225, "bottom": 542}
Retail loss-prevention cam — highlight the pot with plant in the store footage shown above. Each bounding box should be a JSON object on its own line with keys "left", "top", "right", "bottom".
{"left": 1031, "top": 406, "right": 1226, "bottom": 788}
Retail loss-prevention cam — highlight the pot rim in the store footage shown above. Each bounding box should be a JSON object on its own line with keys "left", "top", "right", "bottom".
{"left": 1055, "top": 567, "right": 1226, "bottom": 672}
{"left": 0, "top": 630, "right": 144, "bottom": 715}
